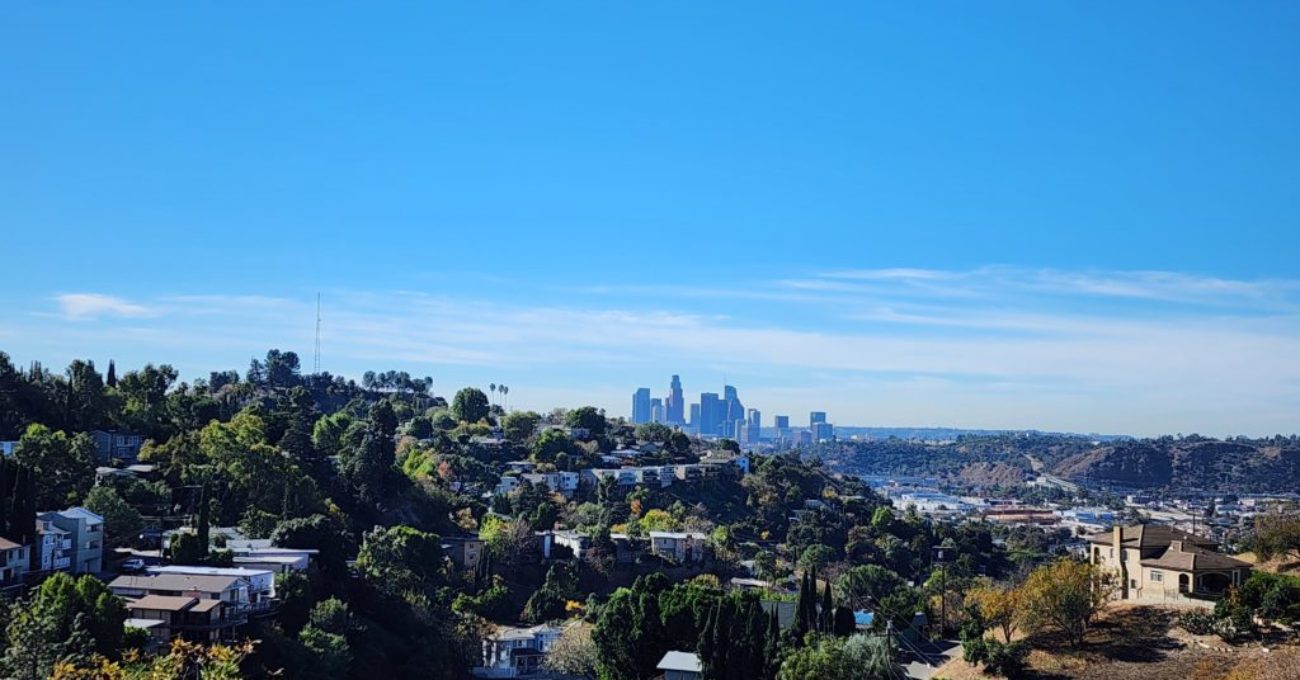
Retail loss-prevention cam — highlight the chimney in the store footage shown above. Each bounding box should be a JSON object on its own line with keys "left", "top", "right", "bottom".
{"left": 1170, "top": 540, "right": 1183, "bottom": 553}
{"left": 1112, "top": 524, "right": 1122, "bottom": 550}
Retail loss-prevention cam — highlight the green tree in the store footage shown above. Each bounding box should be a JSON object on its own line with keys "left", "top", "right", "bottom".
{"left": 15, "top": 425, "right": 95, "bottom": 507}
{"left": 82, "top": 486, "right": 142, "bottom": 549}
{"left": 798, "top": 544, "right": 835, "bottom": 572}
{"left": 532, "top": 428, "right": 574, "bottom": 464}
{"left": 1019, "top": 558, "right": 1115, "bottom": 646}
{"left": 593, "top": 589, "right": 639, "bottom": 680}
{"left": 565, "top": 406, "right": 607, "bottom": 438}
{"left": 502, "top": 411, "right": 541, "bottom": 443}
{"left": 64, "top": 360, "right": 107, "bottom": 432}
{"left": 777, "top": 634, "right": 895, "bottom": 680}
{"left": 356, "top": 525, "right": 446, "bottom": 594}
{"left": 451, "top": 388, "right": 490, "bottom": 423}
{"left": 3, "top": 572, "right": 127, "bottom": 680}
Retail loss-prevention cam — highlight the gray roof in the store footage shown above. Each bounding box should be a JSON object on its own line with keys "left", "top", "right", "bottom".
{"left": 657, "top": 651, "right": 702, "bottom": 673}
{"left": 109, "top": 573, "right": 241, "bottom": 594}
{"left": 1086, "top": 524, "right": 1217, "bottom": 549}
{"left": 46, "top": 507, "right": 104, "bottom": 523}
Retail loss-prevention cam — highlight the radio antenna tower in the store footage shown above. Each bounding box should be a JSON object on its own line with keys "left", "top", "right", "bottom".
{"left": 313, "top": 293, "right": 321, "bottom": 374}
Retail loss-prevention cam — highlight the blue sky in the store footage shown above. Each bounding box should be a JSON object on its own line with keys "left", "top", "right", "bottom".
{"left": 2, "top": 2, "right": 1298, "bottom": 436}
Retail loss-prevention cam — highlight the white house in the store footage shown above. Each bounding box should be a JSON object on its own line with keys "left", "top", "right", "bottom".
{"left": 649, "top": 531, "right": 710, "bottom": 563}
{"left": 475, "top": 623, "right": 569, "bottom": 678}
{"left": 38, "top": 507, "right": 103, "bottom": 574}
{"left": 34, "top": 518, "right": 72, "bottom": 572}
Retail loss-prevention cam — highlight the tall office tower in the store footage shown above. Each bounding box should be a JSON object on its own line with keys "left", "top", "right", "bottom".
{"left": 745, "top": 409, "right": 761, "bottom": 445}
{"left": 796, "top": 430, "right": 813, "bottom": 447}
{"left": 812, "top": 421, "right": 835, "bottom": 442}
{"left": 774, "top": 415, "right": 790, "bottom": 441}
{"left": 699, "top": 392, "right": 722, "bottom": 436}
{"left": 689, "top": 403, "right": 701, "bottom": 433}
{"left": 722, "top": 385, "right": 745, "bottom": 437}
{"left": 650, "top": 398, "right": 665, "bottom": 424}
{"left": 666, "top": 375, "right": 684, "bottom": 424}
{"left": 810, "top": 411, "right": 827, "bottom": 427}
{"left": 632, "top": 388, "right": 652, "bottom": 424}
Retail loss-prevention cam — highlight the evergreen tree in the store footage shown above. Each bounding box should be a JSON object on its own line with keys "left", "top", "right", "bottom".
{"left": 764, "top": 612, "right": 782, "bottom": 680}
{"left": 819, "top": 583, "right": 834, "bottom": 633}
{"left": 105, "top": 360, "right": 116, "bottom": 388}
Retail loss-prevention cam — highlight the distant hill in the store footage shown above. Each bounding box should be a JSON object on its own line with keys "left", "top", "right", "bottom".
{"left": 816, "top": 434, "right": 1300, "bottom": 494}
{"left": 1051, "top": 438, "right": 1300, "bottom": 493}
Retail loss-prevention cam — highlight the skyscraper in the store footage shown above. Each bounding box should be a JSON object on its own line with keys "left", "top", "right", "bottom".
{"left": 812, "top": 421, "right": 835, "bottom": 442}
{"left": 650, "top": 398, "right": 665, "bottom": 424}
{"left": 722, "top": 385, "right": 744, "bottom": 438}
{"left": 699, "top": 392, "right": 722, "bottom": 436}
{"left": 745, "top": 408, "right": 761, "bottom": 445}
{"left": 632, "top": 388, "right": 651, "bottom": 424}
{"left": 774, "top": 415, "right": 790, "bottom": 441}
{"left": 666, "top": 375, "right": 684, "bottom": 425}
{"left": 810, "top": 411, "right": 827, "bottom": 427}
{"left": 689, "top": 403, "right": 701, "bottom": 432}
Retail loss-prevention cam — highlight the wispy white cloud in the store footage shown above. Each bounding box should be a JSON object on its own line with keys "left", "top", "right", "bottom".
{"left": 13, "top": 270, "right": 1300, "bottom": 436}
{"left": 55, "top": 293, "right": 156, "bottom": 320}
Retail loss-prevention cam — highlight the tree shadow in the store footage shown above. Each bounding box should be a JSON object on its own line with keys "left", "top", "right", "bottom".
{"left": 1023, "top": 606, "right": 1187, "bottom": 672}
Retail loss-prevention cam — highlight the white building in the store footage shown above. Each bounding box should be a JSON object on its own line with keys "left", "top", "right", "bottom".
{"left": 38, "top": 507, "right": 103, "bottom": 574}
{"left": 475, "top": 623, "right": 569, "bottom": 678}
{"left": 34, "top": 518, "right": 72, "bottom": 572}
{"left": 649, "top": 531, "right": 710, "bottom": 563}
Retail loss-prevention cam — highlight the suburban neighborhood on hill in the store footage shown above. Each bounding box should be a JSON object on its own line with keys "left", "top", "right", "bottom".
{"left": 1, "top": 353, "right": 1299, "bottom": 679}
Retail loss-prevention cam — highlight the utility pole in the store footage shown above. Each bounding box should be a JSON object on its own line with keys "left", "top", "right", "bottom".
{"left": 313, "top": 293, "right": 321, "bottom": 374}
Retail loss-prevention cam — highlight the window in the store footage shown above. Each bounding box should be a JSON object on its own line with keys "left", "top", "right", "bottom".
{"left": 1150, "top": 571, "right": 1163, "bottom": 582}
{"left": 1130, "top": 579, "right": 1137, "bottom": 589}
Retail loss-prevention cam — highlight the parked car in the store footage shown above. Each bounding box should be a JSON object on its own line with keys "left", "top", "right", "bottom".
{"left": 120, "top": 558, "right": 146, "bottom": 574}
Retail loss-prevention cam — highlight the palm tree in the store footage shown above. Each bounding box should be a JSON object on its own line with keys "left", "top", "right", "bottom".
{"left": 489, "top": 383, "right": 497, "bottom": 407}
{"left": 500, "top": 385, "right": 509, "bottom": 411}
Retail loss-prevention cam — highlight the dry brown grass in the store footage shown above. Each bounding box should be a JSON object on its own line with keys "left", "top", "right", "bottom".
{"left": 932, "top": 603, "right": 1299, "bottom": 680}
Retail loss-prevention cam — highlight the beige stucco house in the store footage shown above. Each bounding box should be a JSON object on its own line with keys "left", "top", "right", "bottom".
{"left": 1087, "top": 524, "right": 1251, "bottom": 606}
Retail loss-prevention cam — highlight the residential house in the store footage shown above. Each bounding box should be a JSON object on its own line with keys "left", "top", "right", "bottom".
{"left": 1087, "top": 524, "right": 1252, "bottom": 605}
{"left": 495, "top": 475, "right": 521, "bottom": 496}
{"left": 34, "top": 518, "right": 72, "bottom": 573}
{"left": 657, "top": 651, "right": 702, "bottom": 680}
{"left": 225, "top": 538, "right": 317, "bottom": 574}
{"left": 443, "top": 536, "right": 485, "bottom": 571}
{"left": 38, "top": 507, "right": 103, "bottom": 574}
{"left": 520, "top": 472, "right": 580, "bottom": 498}
{"left": 110, "top": 568, "right": 276, "bottom": 620}
{"left": 0, "top": 537, "right": 30, "bottom": 590}
{"left": 649, "top": 531, "right": 710, "bottom": 563}
{"left": 672, "top": 464, "right": 705, "bottom": 483}
{"left": 90, "top": 430, "right": 144, "bottom": 462}
{"left": 145, "top": 565, "right": 277, "bottom": 610}
{"left": 124, "top": 594, "right": 240, "bottom": 642}
{"left": 475, "top": 622, "right": 568, "bottom": 678}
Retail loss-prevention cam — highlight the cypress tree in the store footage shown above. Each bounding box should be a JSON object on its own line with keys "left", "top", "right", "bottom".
{"left": 795, "top": 570, "right": 811, "bottom": 638}
{"left": 699, "top": 603, "right": 718, "bottom": 678}
{"left": 764, "top": 611, "right": 782, "bottom": 680}
{"left": 743, "top": 599, "right": 766, "bottom": 680}
{"left": 106, "top": 360, "right": 117, "bottom": 387}
{"left": 819, "top": 583, "right": 833, "bottom": 633}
